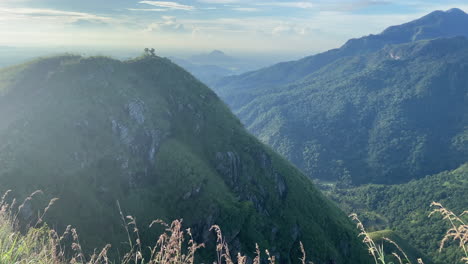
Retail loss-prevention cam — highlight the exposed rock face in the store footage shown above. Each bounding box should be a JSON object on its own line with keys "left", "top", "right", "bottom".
{"left": 216, "top": 151, "right": 241, "bottom": 187}
{"left": 127, "top": 99, "right": 145, "bottom": 125}
{"left": 275, "top": 173, "right": 288, "bottom": 200}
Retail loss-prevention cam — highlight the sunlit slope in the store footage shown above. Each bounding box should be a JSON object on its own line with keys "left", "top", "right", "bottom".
{"left": 0, "top": 55, "right": 370, "bottom": 264}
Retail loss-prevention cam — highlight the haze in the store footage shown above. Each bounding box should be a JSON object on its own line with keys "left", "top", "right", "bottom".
{"left": 1, "top": 0, "right": 468, "bottom": 57}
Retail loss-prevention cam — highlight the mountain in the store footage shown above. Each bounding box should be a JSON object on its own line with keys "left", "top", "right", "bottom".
{"left": 212, "top": 9, "right": 468, "bottom": 184}
{"left": 328, "top": 163, "right": 468, "bottom": 264}
{"left": 172, "top": 50, "right": 293, "bottom": 87}
{"left": 0, "top": 55, "right": 371, "bottom": 264}
{"left": 189, "top": 50, "right": 235, "bottom": 65}
{"left": 215, "top": 8, "right": 468, "bottom": 110}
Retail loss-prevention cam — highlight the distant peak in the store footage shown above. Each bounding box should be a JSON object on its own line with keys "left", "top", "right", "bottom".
{"left": 210, "top": 50, "right": 225, "bottom": 55}
{"left": 446, "top": 8, "right": 466, "bottom": 15}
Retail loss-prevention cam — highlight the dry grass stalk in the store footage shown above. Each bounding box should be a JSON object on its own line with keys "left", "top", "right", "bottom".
{"left": 118, "top": 201, "right": 205, "bottom": 264}
{"left": 210, "top": 224, "right": 233, "bottom": 264}
{"left": 265, "top": 249, "right": 275, "bottom": 264}
{"left": 392, "top": 252, "right": 403, "bottom": 264}
{"left": 299, "top": 241, "right": 306, "bottom": 264}
{"left": 12, "top": 189, "right": 468, "bottom": 264}
{"left": 350, "top": 213, "right": 381, "bottom": 263}
{"left": 350, "top": 213, "right": 425, "bottom": 264}
{"left": 383, "top": 237, "right": 411, "bottom": 264}
{"left": 253, "top": 243, "right": 261, "bottom": 264}
{"left": 429, "top": 202, "right": 468, "bottom": 264}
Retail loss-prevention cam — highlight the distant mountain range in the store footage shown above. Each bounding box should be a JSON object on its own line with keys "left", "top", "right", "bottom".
{"left": 170, "top": 50, "right": 291, "bottom": 86}
{"left": 213, "top": 8, "right": 468, "bottom": 184}
{"left": 0, "top": 55, "right": 370, "bottom": 263}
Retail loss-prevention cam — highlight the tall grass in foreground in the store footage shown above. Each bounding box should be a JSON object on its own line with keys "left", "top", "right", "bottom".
{"left": 0, "top": 191, "right": 292, "bottom": 264}
{"left": 0, "top": 190, "right": 58, "bottom": 263}
{"left": 350, "top": 202, "right": 468, "bottom": 264}
{"left": 0, "top": 189, "right": 466, "bottom": 264}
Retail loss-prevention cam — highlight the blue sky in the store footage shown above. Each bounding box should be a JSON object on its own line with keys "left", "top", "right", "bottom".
{"left": 0, "top": 0, "right": 467, "bottom": 55}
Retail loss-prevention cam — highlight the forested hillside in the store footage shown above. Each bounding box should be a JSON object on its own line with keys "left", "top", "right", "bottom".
{"left": 213, "top": 9, "right": 468, "bottom": 184}
{"left": 327, "top": 164, "right": 468, "bottom": 264}
{"left": 0, "top": 54, "right": 370, "bottom": 264}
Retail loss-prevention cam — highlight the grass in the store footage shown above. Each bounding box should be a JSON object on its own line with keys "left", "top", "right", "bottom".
{"left": 0, "top": 189, "right": 309, "bottom": 264}
{"left": 0, "top": 188, "right": 466, "bottom": 264}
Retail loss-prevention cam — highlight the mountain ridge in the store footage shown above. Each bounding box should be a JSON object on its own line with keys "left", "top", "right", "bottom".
{"left": 214, "top": 8, "right": 468, "bottom": 110}
{"left": 0, "top": 54, "right": 370, "bottom": 264}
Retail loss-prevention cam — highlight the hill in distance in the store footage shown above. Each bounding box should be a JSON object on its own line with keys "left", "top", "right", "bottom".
{"left": 189, "top": 50, "right": 236, "bottom": 65}
{"left": 171, "top": 50, "right": 292, "bottom": 87}
{"left": 213, "top": 8, "right": 468, "bottom": 184}
{"left": 0, "top": 54, "right": 371, "bottom": 264}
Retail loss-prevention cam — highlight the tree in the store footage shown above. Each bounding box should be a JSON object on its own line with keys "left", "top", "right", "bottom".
{"left": 144, "top": 48, "right": 156, "bottom": 57}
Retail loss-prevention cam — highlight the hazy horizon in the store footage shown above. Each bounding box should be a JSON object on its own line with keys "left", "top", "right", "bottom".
{"left": 1, "top": 0, "right": 468, "bottom": 55}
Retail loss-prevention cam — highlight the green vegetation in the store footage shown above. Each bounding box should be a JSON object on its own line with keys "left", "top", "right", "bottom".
{"left": 213, "top": 10, "right": 468, "bottom": 185}
{"left": 215, "top": 36, "right": 468, "bottom": 184}
{"left": 0, "top": 217, "right": 55, "bottom": 263}
{"left": 210, "top": 9, "right": 468, "bottom": 263}
{"left": 350, "top": 200, "right": 468, "bottom": 264}
{"left": 0, "top": 54, "right": 370, "bottom": 263}
{"left": 328, "top": 164, "right": 468, "bottom": 264}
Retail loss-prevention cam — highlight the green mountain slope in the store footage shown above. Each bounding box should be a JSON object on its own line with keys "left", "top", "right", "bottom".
{"left": 215, "top": 8, "right": 468, "bottom": 110}
{"left": 212, "top": 9, "right": 468, "bottom": 184}
{"left": 214, "top": 36, "right": 468, "bottom": 184}
{"left": 0, "top": 55, "right": 370, "bottom": 264}
{"left": 327, "top": 164, "right": 468, "bottom": 264}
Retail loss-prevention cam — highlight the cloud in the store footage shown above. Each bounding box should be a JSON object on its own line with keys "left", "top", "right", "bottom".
{"left": 232, "top": 7, "right": 259, "bottom": 12}
{"left": 139, "top": 1, "right": 195, "bottom": 10}
{"left": 196, "top": 0, "right": 241, "bottom": 3}
{"left": 127, "top": 8, "right": 168, "bottom": 12}
{"left": 256, "top": 2, "right": 315, "bottom": 9}
{"left": 3, "top": 0, "right": 468, "bottom": 55}
{"left": 0, "top": 7, "right": 109, "bottom": 22}
{"left": 68, "top": 19, "right": 110, "bottom": 28}
{"left": 144, "top": 16, "right": 188, "bottom": 33}
{"left": 271, "top": 22, "right": 311, "bottom": 36}
{"left": 320, "top": 0, "right": 391, "bottom": 12}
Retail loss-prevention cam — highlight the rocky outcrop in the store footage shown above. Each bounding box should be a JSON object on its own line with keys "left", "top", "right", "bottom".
{"left": 215, "top": 151, "right": 242, "bottom": 187}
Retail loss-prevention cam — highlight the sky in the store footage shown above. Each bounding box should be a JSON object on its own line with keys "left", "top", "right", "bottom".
{"left": 0, "top": 0, "right": 467, "bottom": 56}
